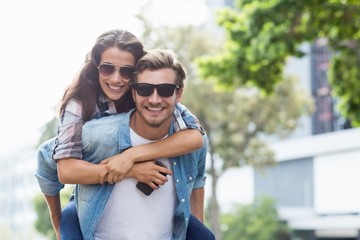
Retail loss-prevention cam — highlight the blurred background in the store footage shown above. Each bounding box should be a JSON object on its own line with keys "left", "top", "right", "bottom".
{"left": 1, "top": 0, "right": 359, "bottom": 239}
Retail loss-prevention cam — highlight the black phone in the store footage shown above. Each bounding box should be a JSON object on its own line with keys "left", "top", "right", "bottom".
{"left": 136, "top": 160, "right": 168, "bottom": 196}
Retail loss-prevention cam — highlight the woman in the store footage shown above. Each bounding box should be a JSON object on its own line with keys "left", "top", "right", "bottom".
{"left": 35, "top": 29, "right": 210, "bottom": 239}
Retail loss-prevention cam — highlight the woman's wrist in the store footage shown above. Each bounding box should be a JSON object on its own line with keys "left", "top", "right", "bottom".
{"left": 123, "top": 147, "right": 141, "bottom": 163}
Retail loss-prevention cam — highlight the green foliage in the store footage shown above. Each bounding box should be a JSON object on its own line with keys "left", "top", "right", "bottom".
{"left": 197, "top": 0, "right": 360, "bottom": 124}
{"left": 330, "top": 45, "right": 360, "bottom": 125}
{"left": 221, "top": 197, "right": 292, "bottom": 240}
{"left": 33, "top": 187, "right": 73, "bottom": 239}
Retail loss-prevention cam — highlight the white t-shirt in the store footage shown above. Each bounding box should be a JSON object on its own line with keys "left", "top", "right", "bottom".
{"left": 94, "top": 129, "right": 176, "bottom": 240}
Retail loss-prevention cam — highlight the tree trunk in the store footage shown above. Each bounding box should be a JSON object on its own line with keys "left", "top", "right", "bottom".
{"left": 209, "top": 153, "right": 221, "bottom": 240}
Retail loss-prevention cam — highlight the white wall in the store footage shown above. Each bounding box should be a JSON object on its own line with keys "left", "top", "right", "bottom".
{"left": 314, "top": 150, "right": 360, "bottom": 214}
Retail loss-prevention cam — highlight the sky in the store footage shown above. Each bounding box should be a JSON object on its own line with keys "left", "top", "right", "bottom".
{"left": 0, "top": 0, "right": 209, "bottom": 154}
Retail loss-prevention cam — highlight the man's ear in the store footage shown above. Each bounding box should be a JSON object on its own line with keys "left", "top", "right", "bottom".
{"left": 132, "top": 88, "right": 137, "bottom": 102}
{"left": 175, "top": 88, "right": 184, "bottom": 103}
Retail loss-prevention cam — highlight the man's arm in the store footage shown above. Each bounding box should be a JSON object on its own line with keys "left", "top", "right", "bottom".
{"left": 44, "top": 194, "right": 61, "bottom": 240}
{"left": 35, "top": 139, "right": 65, "bottom": 240}
{"left": 190, "top": 134, "right": 208, "bottom": 222}
{"left": 190, "top": 188, "right": 205, "bottom": 222}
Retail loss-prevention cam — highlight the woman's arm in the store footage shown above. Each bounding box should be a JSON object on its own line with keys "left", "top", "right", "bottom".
{"left": 58, "top": 158, "right": 172, "bottom": 188}
{"left": 58, "top": 129, "right": 202, "bottom": 184}
{"left": 121, "top": 129, "right": 202, "bottom": 163}
{"left": 57, "top": 158, "right": 108, "bottom": 184}
{"left": 104, "top": 129, "right": 203, "bottom": 182}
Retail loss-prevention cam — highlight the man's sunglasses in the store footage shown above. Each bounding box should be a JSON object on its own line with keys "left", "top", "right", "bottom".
{"left": 132, "top": 83, "right": 180, "bottom": 98}
{"left": 97, "top": 63, "right": 135, "bottom": 80}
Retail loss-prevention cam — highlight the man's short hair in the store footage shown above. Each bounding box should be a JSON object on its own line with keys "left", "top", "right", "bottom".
{"left": 132, "top": 49, "right": 186, "bottom": 88}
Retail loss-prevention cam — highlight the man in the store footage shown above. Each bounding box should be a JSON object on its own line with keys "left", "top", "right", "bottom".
{"left": 74, "top": 49, "right": 213, "bottom": 240}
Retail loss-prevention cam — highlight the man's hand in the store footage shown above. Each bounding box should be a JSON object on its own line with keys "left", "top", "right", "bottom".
{"left": 130, "top": 161, "right": 172, "bottom": 189}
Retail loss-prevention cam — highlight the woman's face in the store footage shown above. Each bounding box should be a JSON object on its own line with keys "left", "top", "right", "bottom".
{"left": 98, "top": 47, "right": 136, "bottom": 101}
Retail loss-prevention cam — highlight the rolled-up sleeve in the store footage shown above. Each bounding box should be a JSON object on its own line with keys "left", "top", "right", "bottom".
{"left": 53, "top": 99, "right": 84, "bottom": 161}
{"left": 193, "top": 135, "right": 208, "bottom": 189}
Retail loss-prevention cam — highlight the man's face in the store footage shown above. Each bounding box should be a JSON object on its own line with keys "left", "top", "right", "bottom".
{"left": 132, "top": 68, "right": 183, "bottom": 128}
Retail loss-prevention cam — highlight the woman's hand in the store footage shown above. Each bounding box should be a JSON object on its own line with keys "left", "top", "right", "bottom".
{"left": 101, "top": 151, "right": 135, "bottom": 184}
{"left": 97, "top": 163, "right": 109, "bottom": 184}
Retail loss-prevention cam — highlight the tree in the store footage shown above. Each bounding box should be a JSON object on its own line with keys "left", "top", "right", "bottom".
{"left": 181, "top": 76, "right": 313, "bottom": 239}
{"left": 221, "top": 197, "right": 293, "bottom": 240}
{"left": 197, "top": 0, "right": 360, "bottom": 125}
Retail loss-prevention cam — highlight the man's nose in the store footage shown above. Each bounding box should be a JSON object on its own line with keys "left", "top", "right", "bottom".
{"left": 148, "top": 89, "right": 162, "bottom": 103}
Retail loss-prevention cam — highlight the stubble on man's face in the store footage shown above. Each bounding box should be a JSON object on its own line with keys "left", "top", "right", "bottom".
{"left": 135, "top": 101, "right": 174, "bottom": 128}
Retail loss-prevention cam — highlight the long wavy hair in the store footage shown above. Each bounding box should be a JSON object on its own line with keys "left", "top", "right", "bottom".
{"left": 59, "top": 29, "right": 146, "bottom": 121}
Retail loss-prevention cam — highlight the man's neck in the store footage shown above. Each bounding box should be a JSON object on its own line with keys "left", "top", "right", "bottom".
{"left": 130, "top": 111, "right": 170, "bottom": 140}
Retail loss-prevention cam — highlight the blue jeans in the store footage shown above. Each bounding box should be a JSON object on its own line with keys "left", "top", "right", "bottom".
{"left": 60, "top": 196, "right": 83, "bottom": 240}
{"left": 60, "top": 197, "right": 215, "bottom": 240}
{"left": 186, "top": 214, "right": 215, "bottom": 240}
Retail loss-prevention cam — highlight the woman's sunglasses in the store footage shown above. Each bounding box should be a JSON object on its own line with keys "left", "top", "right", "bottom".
{"left": 132, "top": 83, "right": 180, "bottom": 98}
{"left": 98, "top": 63, "right": 135, "bottom": 80}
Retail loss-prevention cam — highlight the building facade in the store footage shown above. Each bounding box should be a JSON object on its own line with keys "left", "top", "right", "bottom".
{"left": 255, "top": 40, "right": 360, "bottom": 239}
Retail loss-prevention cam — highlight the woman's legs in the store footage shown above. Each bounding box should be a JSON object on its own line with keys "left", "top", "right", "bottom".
{"left": 186, "top": 214, "right": 215, "bottom": 240}
{"left": 60, "top": 195, "right": 83, "bottom": 240}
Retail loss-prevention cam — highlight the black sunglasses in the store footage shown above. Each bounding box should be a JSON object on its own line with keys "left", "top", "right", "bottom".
{"left": 132, "top": 83, "right": 180, "bottom": 98}
{"left": 98, "top": 63, "right": 135, "bottom": 80}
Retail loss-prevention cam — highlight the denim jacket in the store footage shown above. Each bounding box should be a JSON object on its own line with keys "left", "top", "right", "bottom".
{"left": 35, "top": 103, "right": 204, "bottom": 196}
{"left": 75, "top": 109, "right": 208, "bottom": 240}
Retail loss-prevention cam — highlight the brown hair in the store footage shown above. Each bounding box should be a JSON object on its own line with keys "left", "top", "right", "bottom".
{"left": 132, "top": 49, "right": 186, "bottom": 89}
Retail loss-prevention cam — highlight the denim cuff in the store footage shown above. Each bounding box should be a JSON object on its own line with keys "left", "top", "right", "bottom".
{"left": 35, "top": 171, "right": 64, "bottom": 196}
